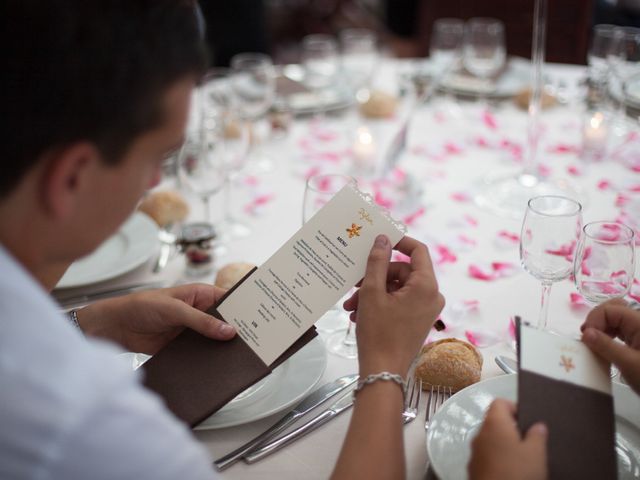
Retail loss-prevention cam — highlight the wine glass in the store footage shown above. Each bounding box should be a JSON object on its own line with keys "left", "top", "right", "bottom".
{"left": 607, "top": 26, "right": 640, "bottom": 136}
{"left": 200, "top": 68, "right": 251, "bottom": 240}
{"left": 587, "top": 24, "right": 617, "bottom": 106}
{"left": 574, "top": 221, "right": 636, "bottom": 304}
{"left": 520, "top": 195, "right": 583, "bottom": 332}
{"left": 177, "top": 129, "right": 227, "bottom": 258}
{"left": 230, "top": 53, "right": 276, "bottom": 172}
{"left": 339, "top": 28, "right": 377, "bottom": 100}
{"left": 301, "top": 34, "right": 340, "bottom": 118}
{"left": 302, "top": 173, "right": 358, "bottom": 358}
{"left": 430, "top": 18, "right": 464, "bottom": 111}
{"left": 463, "top": 18, "right": 506, "bottom": 105}
{"left": 431, "top": 18, "right": 464, "bottom": 76}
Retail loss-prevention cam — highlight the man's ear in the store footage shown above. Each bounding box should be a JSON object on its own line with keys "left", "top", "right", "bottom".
{"left": 40, "top": 142, "right": 102, "bottom": 220}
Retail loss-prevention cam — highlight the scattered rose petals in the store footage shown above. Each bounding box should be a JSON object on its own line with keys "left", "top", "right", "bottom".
{"left": 403, "top": 207, "right": 426, "bottom": 227}
{"left": 495, "top": 230, "right": 520, "bottom": 248}
{"left": 451, "top": 192, "right": 471, "bottom": 202}
{"left": 434, "top": 244, "right": 457, "bottom": 265}
{"left": 569, "top": 292, "right": 589, "bottom": 309}
{"left": 465, "top": 329, "right": 503, "bottom": 348}
{"left": 548, "top": 144, "right": 580, "bottom": 154}
{"left": 482, "top": 110, "right": 498, "bottom": 130}
{"left": 567, "top": 165, "right": 582, "bottom": 176}
{"left": 468, "top": 262, "right": 519, "bottom": 281}
{"left": 244, "top": 193, "right": 275, "bottom": 216}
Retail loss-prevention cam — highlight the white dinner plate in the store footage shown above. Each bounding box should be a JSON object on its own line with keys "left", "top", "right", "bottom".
{"left": 427, "top": 374, "right": 640, "bottom": 480}
{"left": 194, "top": 336, "right": 327, "bottom": 430}
{"left": 440, "top": 57, "right": 530, "bottom": 98}
{"left": 56, "top": 212, "right": 159, "bottom": 289}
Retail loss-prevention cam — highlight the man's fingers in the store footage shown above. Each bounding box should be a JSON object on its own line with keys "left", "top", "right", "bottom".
{"left": 361, "top": 235, "right": 392, "bottom": 292}
{"left": 172, "top": 300, "right": 236, "bottom": 340}
{"left": 164, "top": 283, "right": 226, "bottom": 311}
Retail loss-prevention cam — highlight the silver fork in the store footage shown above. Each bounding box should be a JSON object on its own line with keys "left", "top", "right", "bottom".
{"left": 424, "top": 385, "right": 453, "bottom": 430}
{"left": 402, "top": 378, "right": 422, "bottom": 425}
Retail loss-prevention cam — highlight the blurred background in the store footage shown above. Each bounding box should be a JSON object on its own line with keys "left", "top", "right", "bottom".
{"left": 200, "top": 0, "right": 640, "bottom": 67}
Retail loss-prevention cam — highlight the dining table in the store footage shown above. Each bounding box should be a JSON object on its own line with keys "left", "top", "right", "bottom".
{"left": 55, "top": 57, "right": 640, "bottom": 479}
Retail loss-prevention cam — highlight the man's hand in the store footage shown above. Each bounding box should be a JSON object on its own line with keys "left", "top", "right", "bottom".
{"left": 581, "top": 298, "right": 640, "bottom": 394}
{"left": 344, "top": 235, "right": 445, "bottom": 378}
{"left": 468, "top": 399, "right": 547, "bottom": 480}
{"left": 76, "top": 284, "right": 235, "bottom": 354}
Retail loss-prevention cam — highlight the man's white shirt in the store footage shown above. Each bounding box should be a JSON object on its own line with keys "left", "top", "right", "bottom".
{"left": 0, "top": 245, "right": 215, "bottom": 479}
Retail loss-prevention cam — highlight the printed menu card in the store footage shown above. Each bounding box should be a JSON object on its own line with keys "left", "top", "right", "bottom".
{"left": 143, "top": 184, "right": 406, "bottom": 425}
{"left": 218, "top": 184, "right": 406, "bottom": 365}
{"left": 517, "top": 322, "right": 616, "bottom": 479}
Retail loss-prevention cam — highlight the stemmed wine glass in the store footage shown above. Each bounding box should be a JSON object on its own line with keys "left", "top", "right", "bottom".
{"left": 520, "top": 195, "right": 583, "bottom": 331}
{"left": 607, "top": 26, "right": 640, "bottom": 137}
{"left": 302, "top": 173, "right": 358, "bottom": 358}
{"left": 587, "top": 24, "right": 617, "bottom": 106}
{"left": 230, "top": 53, "right": 276, "bottom": 172}
{"left": 339, "top": 28, "right": 377, "bottom": 100}
{"left": 463, "top": 18, "right": 506, "bottom": 106}
{"left": 430, "top": 18, "right": 464, "bottom": 111}
{"left": 574, "top": 221, "right": 636, "bottom": 304}
{"left": 177, "top": 128, "right": 228, "bottom": 256}
{"left": 301, "top": 34, "right": 340, "bottom": 119}
{"left": 200, "top": 68, "right": 251, "bottom": 240}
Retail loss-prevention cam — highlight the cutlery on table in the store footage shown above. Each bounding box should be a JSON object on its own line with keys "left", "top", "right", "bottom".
{"left": 55, "top": 281, "right": 165, "bottom": 309}
{"left": 424, "top": 385, "right": 452, "bottom": 431}
{"left": 213, "top": 374, "right": 358, "bottom": 471}
{"left": 402, "top": 378, "right": 422, "bottom": 425}
{"left": 244, "top": 377, "right": 423, "bottom": 464}
{"left": 495, "top": 355, "right": 518, "bottom": 375}
{"left": 244, "top": 388, "right": 356, "bottom": 464}
{"left": 153, "top": 226, "right": 177, "bottom": 273}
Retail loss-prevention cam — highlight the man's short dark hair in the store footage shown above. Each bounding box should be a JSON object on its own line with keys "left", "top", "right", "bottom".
{"left": 2, "top": 0, "right": 208, "bottom": 197}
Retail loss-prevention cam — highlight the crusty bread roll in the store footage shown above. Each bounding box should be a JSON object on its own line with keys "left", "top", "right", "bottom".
{"left": 415, "top": 338, "right": 483, "bottom": 392}
{"left": 359, "top": 90, "right": 397, "bottom": 119}
{"left": 138, "top": 190, "right": 189, "bottom": 227}
{"left": 514, "top": 88, "right": 557, "bottom": 110}
{"left": 214, "top": 262, "right": 256, "bottom": 290}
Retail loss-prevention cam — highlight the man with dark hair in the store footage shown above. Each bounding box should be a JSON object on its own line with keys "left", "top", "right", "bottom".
{"left": 1, "top": 1, "right": 445, "bottom": 478}
{"left": 1, "top": 1, "right": 238, "bottom": 478}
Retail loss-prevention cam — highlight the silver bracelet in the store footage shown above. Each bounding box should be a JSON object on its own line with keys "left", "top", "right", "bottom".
{"left": 353, "top": 372, "right": 405, "bottom": 400}
{"left": 67, "top": 309, "right": 82, "bottom": 333}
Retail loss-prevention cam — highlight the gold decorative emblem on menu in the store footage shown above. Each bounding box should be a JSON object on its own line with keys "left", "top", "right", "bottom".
{"left": 358, "top": 208, "right": 373, "bottom": 225}
{"left": 346, "top": 223, "right": 362, "bottom": 238}
{"left": 559, "top": 355, "right": 575, "bottom": 373}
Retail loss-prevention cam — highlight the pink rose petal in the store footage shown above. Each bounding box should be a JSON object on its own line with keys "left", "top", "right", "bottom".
{"left": 482, "top": 110, "right": 498, "bottom": 130}
{"left": 465, "top": 329, "right": 503, "bottom": 348}
{"left": 451, "top": 192, "right": 471, "bottom": 202}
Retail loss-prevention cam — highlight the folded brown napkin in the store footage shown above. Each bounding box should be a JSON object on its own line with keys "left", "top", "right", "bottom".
{"left": 142, "top": 268, "right": 317, "bottom": 427}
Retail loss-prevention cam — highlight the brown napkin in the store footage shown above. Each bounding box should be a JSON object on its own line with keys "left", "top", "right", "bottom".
{"left": 142, "top": 268, "right": 317, "bottom": 427}
{"left": 516, "top": 320, "right": 616, "bottom": 479}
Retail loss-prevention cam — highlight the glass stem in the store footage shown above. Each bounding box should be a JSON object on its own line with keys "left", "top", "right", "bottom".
{"left": 538, "top": 281, "right": 553, "bottom": 330}
{"left": 223, "top": 174, "right": 232, "bottom": 222}
{"left": 343, "top": 320, "right": 357, "bottom": 347}
{"left": 202, "top": 195, "right": 211, "bottom": 224}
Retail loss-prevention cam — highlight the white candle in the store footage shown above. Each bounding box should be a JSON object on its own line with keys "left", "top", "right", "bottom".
{"left": 581, "top": 111, "right": 608, "bottom": 161}
{"left": 352, "top": 127, "right": 376, "bottom": 166}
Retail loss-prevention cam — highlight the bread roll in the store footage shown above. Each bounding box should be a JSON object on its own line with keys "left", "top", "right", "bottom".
{"left": 514, "top": 88, "right": 557, "bottom": 110}
{"left": 138, "top": 190, "right": 189, "bottom": 227}
{"left": 415, "top": 338, "right": 482, "bottom": 392}
{"left": 214, "top": 262, "right": 256, "bottom": 290}
{"left": 359, "top": 90, "right": 397, "bottom": 119}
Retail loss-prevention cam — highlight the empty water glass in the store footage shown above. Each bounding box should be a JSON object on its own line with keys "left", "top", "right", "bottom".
{"left": 574, "top": 221, "right": 636, "bottom": 304}
{"left": 520, "top": 195, "right": 583, "bottom": 331}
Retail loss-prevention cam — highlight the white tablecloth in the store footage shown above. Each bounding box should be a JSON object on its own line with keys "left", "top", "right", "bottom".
{"left": 60, "top": 60, "right": 640, "bottom": 479}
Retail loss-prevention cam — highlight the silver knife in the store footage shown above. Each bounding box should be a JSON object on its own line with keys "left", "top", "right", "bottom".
{"left": 55, "top": 281, "right": 164, "bottom": 308}
{"left": 495, "top": 355, "right": 518, "bottom": 375}
{"left": 244, "top": 389, "right": 355, "bottom": 464}
{"left": 213, "top": 374, "right": 358, "bottom": 471}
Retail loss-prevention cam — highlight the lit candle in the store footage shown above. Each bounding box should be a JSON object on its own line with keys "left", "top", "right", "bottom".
{"left": 581, "top": 111, "right": 609, "bottom": 161}
{"left": 352, "top": 126, "right": 376, "bottom": 168}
